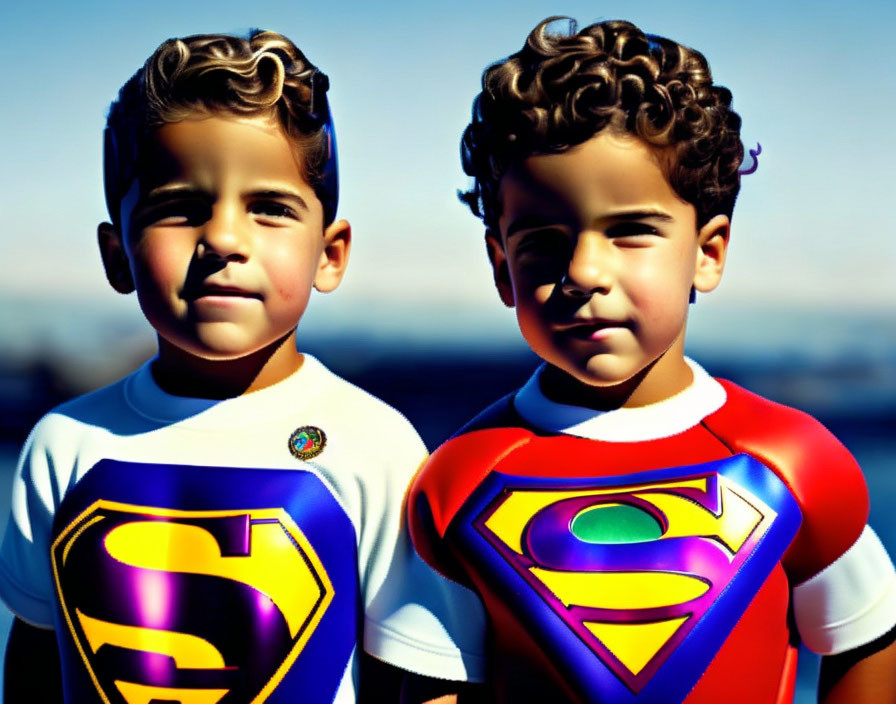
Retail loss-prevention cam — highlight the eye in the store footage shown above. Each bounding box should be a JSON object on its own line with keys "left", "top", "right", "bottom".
{"left": 605, "top": 222, "right": 659, "bottom": 238}
{"left": 136, "top": 199, "right": 210, "bottom": 228}
{"left": 515, "top": 228, "right": 570, "bottom": 257}
{"left": 250, "top": 200, "right": 298, "bottom": 221}
{"left": 605, "top": 221, "right": 661, "bottom": 246}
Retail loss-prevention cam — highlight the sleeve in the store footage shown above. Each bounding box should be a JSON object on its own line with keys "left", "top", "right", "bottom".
{"left": 0, "top": 419, "right": 68, "bottom": 628}
{"left": 778, "top": 423, "right": 896, "bottom": 654}
{"left": 360, "top": 415, "right": 487, "bottom": 682}
{"left": 707, "top": 382, "right": 896, "bottom": 653}
{"left": 793, "top": 525, "right": 896, "bottom": 654}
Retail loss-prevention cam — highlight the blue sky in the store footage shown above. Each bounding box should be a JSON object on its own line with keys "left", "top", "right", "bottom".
{"left": 1, "top": 0, "right": 894, "bottom": 344}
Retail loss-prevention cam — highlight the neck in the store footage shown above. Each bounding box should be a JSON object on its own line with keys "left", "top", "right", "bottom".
{"left": 151, "top": 332, "right": 303, "bottom": 399}
{"left": 540, "top": 338, "right": 693, "bottom": 411}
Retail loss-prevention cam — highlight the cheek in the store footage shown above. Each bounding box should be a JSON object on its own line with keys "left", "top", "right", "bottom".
{"left": 512, "top": 280, "right": 557, "bottom": 338}
{"left": 508, "top": 258, "right": 555, "bottom": 298}
{"left": 623, "top": 262, "right": 692, "bottom": 333}
{"left": 627, "top": 251, "right": 694, "bottom": 301}
{"left": 261, "top": 242, "right": 317, "bottom": 304}
{"left": 515, "top": 285, "right": 557, "bottom": 349}
{"left": 532, "top": 282, "right": 556, "bottom": 306}
{"left": 132, "top": 240, "right": 191, "bottom": 291}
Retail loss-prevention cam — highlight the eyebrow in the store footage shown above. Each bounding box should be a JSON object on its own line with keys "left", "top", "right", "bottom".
{"left": 141, "top": 184, "right": 206, "bottom": 206}
{"left": 604, "top": 209, "right": 674, "bottom": 223}
{"left": 505, "top": 214, "right": 564, "bottom": 240}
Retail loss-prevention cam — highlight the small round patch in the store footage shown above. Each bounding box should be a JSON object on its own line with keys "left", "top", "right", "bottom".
{"left": 288, "top": 425, "right": 327, "bottom": 461}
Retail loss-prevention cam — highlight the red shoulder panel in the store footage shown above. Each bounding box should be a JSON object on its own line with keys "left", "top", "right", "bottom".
{"left": 411, "top": 427, "right": 535, "bottom": 537}
{"left": 703, "top": 380, "right": 869, "bottom": 584}
{"left": 408, "top": 428, "right": 534, "bottom": 577}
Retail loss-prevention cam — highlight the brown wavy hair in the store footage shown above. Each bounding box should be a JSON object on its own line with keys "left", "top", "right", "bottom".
{"left": 104, "top": 30, "right": 334, "bottom": 225}
{"left": 460, "top": 17, "right": 744, "bottom": 229}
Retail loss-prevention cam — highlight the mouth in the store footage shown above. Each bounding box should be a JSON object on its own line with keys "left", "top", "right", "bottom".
{"left": 558, "top": 319, "right": 631, "bottom": 340}
{"left": 186, "top": 285, "right": 263, "bottom": 301}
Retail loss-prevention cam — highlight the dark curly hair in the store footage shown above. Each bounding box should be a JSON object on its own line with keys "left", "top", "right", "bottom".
{"left": 104, "top": 30, "right": 337, "bottom": 225}
{"left": 461, "top": 17, "right": 744, "bottom": 230}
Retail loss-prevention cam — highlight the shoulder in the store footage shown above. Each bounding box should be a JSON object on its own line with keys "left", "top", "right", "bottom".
{"left": 24, "top": 374, "right": 132, "bottom": 454}
{"left": 304, "top": 358, "right": 427, "bottom": 470}
{"left": 704, "top": 379, "right": 869, "bottom": 582}
{"left": 37, "top": 366, "right": 135, "bottom": 426}
{"left": 411, "top": 394, "right": 536, "bottom": 542}
{"left": 411, "top": 387, "right": 552, "bottom": 538}
{"left": 408, "top": 420, "right": 535, "bottom": 584}
{"left": 703, "top": 380, "right": 842, "bottom": 454}
{"left": 305, "top": 358, "right": 419, "bottom": 433}
{"left": 454, "top": 393, "right": 523, "bottom": 435}
{"left": 703, "top": 379, "right": 865, "bottom": 495}
{"left": 15, "top": 375, "right": 133, "bottom": 504}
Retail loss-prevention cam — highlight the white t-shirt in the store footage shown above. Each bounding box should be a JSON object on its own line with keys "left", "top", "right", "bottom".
{"left": 0, "top": 355, "right": 485, "bottom": 703}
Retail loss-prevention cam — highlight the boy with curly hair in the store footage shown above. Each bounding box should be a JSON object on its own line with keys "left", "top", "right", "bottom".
{"left": 0, "top": 30, "right": 482, "bottom": 703}
{"left": 409, "top": 17, "right": 896, "bottom": 703}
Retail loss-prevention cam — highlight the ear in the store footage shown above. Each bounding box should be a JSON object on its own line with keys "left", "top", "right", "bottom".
{"left": 485, "top": 229, "right": 515, "bottom": 308}
{"left": 313, "top": 219, "right": 352, "bottom": 293}
{"left": 692, "top": 214, "right": 730, "bottom": 294}
{"left": 97, "top": 222, "right": 135, "bottom": 294}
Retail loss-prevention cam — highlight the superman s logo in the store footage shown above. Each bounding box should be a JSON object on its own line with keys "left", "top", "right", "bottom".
{"left": 463, "top": 455, "right": 800, "bottom": 701}
{"left": 51, "top": 501, "right": 333, "bottom": 704}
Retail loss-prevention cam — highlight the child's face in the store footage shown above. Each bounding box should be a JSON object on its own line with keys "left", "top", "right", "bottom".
{"left": 489, "top": 132, "right": 728, "bottom": 405}
{"left": 100, "top": 113, "right": 350, "bottom": 367}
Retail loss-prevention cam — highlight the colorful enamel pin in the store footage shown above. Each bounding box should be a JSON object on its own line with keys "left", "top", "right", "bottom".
{"left": 289, "top": 426, "right": 327, "bottom": 461}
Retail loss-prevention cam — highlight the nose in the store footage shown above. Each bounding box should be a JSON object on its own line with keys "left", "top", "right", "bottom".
{"left": 196, "top": 204, "right": 250, "bottom": 262}
{"left": 560, "top": 232, "right": 613, "bottom": 297}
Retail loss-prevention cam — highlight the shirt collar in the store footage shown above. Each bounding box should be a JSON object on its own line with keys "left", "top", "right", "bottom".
{"left": 513, "top": 357, "right": 726, "bottom": 442}
{"left": 124, "top": 353, "right": 329, "bottom": 427}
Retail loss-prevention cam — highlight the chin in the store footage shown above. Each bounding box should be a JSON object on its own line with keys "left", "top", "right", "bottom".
{"left": 572, "top": 356, "right": 643, "bottom": 385}
{"left": 172, "top": 336, "right": 281, "bottom": 362}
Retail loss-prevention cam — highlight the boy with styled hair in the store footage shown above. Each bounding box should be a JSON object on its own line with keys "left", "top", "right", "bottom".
{"left": 0, "top": 30, "right": 482, "bottom": 703}
{"left": 410, "top": 17, "right": 896, "bottom": 703}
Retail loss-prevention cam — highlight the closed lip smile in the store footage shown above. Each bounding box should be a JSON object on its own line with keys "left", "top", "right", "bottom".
{"left": 557, "top": 318, "right": 631, "bottom": 339}
{"left": 186, "top": 284, "right": 262, "bottom": 301}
